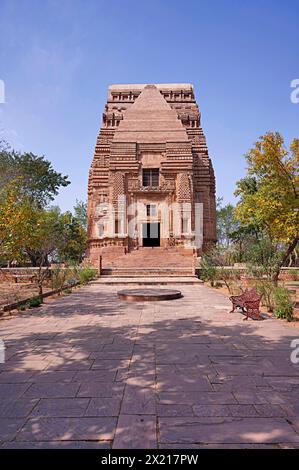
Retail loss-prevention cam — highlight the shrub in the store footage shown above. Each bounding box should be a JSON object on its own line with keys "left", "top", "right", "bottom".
{"left": 256, "top": 280, "right": 276, "bottom": 312}
{"left": 51, "top": 268, "right": 68, "bottom": 290}
{"left": 200, "top": 265, "right": 217, "bottom": 286}
{"left": 51, "top": 266, "right": 96, "bottom": 288}
{"left": 273, "top": 287, "right": 294, "bottom": 322}
{"left": 219, "top": 268, "right": 243, "bottom": 295}
{"left": 51, "top": 267, "right": 80, "bottom": 291}
{"left": 63, "top": 288, "right": 72, "bottom": 295}
{"left": 27, "top": 296, "right": 41, "bottom": 308}
{"left": 200, "top": 255, "right": 217, "bottom": 286}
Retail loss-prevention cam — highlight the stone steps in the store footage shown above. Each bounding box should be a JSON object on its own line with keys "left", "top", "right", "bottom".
{"left": 91, "top": 276, "right": 202, "bottom": 286}
{"left": 101, "top": 267, "right": 194, "bottom": 277}
{"left": 103, "top": 248, "right": 194, "bottom": 270}
{"left": 100, "top": 247, "right": 196, "bottom": 281}
{"left": 105, "top": 262, "right": 193, "bottom": 268}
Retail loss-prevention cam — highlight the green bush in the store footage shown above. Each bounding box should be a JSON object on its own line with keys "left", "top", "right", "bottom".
{"left": 273, "top": 287, "right": 294, "bottom": 322}
{"left": 75, "top": 267, "right": 97, "bottom": 285}
{"left": 256, "top": 280, "right": 276, "bottom": 312}
{"left": 27, "top": 296, "right": 41, "bottom": 308}
{"left": 51, "top": 268, "right": 68, "bottom": 290}
{"left": 51, "top": 267, "right": 80, "bottom": 291}
{"left": 63, "top": 288, "right": 72, "bottom": 295}
{"left": 200, "top": 255, "right": 217, "bottom": 286}
{"left": 51, "top": 266, "right": 97, "bottom": 289}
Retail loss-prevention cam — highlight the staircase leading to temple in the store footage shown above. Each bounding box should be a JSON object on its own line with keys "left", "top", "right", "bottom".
{"left": 93, "top": 248, "right": 201, "bottom": 285}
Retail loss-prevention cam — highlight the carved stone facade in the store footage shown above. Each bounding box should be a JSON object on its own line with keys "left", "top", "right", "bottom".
{"left": 87, "top": 83, "right": 216, "bottom": 265}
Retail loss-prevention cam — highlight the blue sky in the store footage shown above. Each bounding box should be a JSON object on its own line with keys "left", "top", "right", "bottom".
{"left": 0, "top": 0, "right": 298, "bottom": 211}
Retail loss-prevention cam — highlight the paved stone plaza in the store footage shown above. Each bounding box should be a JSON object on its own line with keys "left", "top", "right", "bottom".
{"left": 1, "top": 283, "right": 299, "bottom": 449}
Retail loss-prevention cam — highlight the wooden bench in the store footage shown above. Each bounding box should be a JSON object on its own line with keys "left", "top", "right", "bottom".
{"left": 12, "top": 274, "right": 36, "bottom": 284}
{"left": 229, "top": 287, "right": 262, "bottom": 320}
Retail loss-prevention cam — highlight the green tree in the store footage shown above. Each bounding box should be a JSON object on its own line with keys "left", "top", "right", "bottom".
{"left": 0, "top": 179, "right": 35, "bottom": 263}
{"left": 216, "top": 197, "right": 240, "bottom": 248}
{"left": 0, "top": 141, "right": 70, "bottom": 207}
{"left": 73, "top": 199, "right": 88, "bottom": 230}
{"left": 57, "top": 211, "right": 87, "bottom": 264}
{"left": 23, "top": 207, "right": 84, "bottom": 296}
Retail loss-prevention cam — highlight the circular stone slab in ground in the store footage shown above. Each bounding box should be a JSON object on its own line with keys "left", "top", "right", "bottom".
{"left": 117, "top": 288, "right": 182, "bottom": 302}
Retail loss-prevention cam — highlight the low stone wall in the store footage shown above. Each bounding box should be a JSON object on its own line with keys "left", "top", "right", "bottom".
{"left": 196, "top": 266, "right": 299, "bottom": 282}
{"left": 1, "top": 283, "right": 79, "bottom": 315}
{"left": 0, "top": 267, "right": 52, "bottom": 282}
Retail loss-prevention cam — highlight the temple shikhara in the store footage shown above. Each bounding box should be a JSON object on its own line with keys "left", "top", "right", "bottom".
{"left": 87, "top": 83, "right": 216, "bottom": 275}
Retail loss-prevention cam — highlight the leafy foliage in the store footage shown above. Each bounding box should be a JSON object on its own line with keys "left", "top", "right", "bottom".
{"left": 0, "top": 141, "right": 70, "bottom": 207}
{"left": 200, "top": 253, "right": 217, "bottom": 286}
{"left": 0, "top": 179, "right": 37, "bottom": 261}
{"left": 51, "top": 266, "right": 96, "bottom": 290}
{"left": 216, "top": 198, "right": 239, "bottom": 248}
{"left": 27, "top": 296, "right": 42, "bottom": 308}
{"left": 235, "top": 132, "right": 299, "bottom": 282}
{"left": 73, "top": 199, "right": 88, "bottom": 230}
{"left": 56, "top": 211, "right": 87, "bottom": 264}
{"left": 73, "top": 266, "right": 97, "bottom": 285}
{"left": 273, "top": 287, "right": 294, "bottom": 322}
{"left": 244, "top": 237, "right": 284, "bottom": 280}
{"left": 255, "top": 280, "right": 276, "bottom": 312}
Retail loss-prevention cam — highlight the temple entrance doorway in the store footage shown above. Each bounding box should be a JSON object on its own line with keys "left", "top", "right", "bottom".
{"left": 142, "top": 223, "right": 160, "bottom": 247}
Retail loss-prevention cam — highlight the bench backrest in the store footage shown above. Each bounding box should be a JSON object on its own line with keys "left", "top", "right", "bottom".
{"left": 243, "top": 287, "right": 260, "bottom": 302}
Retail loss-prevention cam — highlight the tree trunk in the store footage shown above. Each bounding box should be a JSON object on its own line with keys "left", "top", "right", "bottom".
{"left": 38, "top": 282, "right": 43, "bottom": 299}
{"left": 272, "top": 237, "right": 299, "bottom": 285}
{"left": 26, "top": 249, "right": 47, "bottom": 268}
{"left": 26, "top": 249, "right": 39, "bottom": 267}
{"left": 37, "top": 257, "right": 47, "bottom": 302}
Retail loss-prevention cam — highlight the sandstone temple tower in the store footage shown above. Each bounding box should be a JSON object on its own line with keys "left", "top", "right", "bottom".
{"left": 87, "top": 84, "right": 216, "bottom": 271}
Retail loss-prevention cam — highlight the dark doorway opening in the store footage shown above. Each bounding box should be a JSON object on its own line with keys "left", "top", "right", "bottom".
{"left": 142, "top": 223, "right": 160, "bottom": 247}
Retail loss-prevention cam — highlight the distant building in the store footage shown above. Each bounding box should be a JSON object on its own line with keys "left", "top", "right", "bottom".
{"left": 87, "top": 84, "right": 216, "bottom": 268}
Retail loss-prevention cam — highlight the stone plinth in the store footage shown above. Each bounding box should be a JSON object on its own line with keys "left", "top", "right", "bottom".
{"left": 117, "top": 288, "right": 182, "bottom": 301}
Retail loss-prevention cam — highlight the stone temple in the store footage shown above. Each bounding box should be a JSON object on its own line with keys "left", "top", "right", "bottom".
{"left": 87, "top": 83, "right": 216, "bottom": 275}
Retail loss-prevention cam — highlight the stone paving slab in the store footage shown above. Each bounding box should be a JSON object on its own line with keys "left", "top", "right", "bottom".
{"left": 16, "top": 417, "right": 116, "bottom": 442}
{"left": 159, "top": 417, "right": 299, "bottom": 445}
{"left": 0, "top": 399, "right": 38, "bottom": 418}
{"left": 85, "top": 398, "right": 121, "bottom": 417}
{"left": 1, "top": 440, "right": 111, "bottom": 449}
{"left": 0, "top": 283, "right": 299, "bottom": 448}
{"left": 0, "top": 418, "right": 27, "bottom": 441}
{"left": 30, "top": 398, "right": 90, "bottom": 417}
{"left": 113, "top": 415, "right": 157, "bottom": 449}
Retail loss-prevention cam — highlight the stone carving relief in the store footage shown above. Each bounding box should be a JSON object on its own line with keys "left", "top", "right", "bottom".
{"left": 111, "top": 172, "right": 125, "bottom": 204}
{"left": 177, "top": 173, "right": 191, "bottom": 202}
